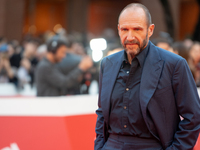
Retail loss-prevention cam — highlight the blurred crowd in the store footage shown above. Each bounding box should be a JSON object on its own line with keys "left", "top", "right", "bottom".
{"left": 0, "top": 29, "right": 101, "bottom": 96}
{"left": 0, "top": 29, "right": 200, "bottom": 96}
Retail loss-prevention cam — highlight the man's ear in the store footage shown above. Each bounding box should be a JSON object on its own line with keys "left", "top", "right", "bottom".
{"left": 148, "top": 24, "right": 155, "bottom": 38}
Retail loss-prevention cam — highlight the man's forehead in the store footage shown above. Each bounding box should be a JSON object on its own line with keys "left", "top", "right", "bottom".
{"left": 119, "top": 8, "right": 146, "bottom": 21}
{"left": 119, "top": 8, "right": 146, "bottom": 25}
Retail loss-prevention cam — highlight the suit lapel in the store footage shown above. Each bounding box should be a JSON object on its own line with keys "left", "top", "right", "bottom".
{"left": 140, "top": 42, "right": 164, "bottom": 126}
{"left": 101, "top": 51, "right": 124, "bottom": 124}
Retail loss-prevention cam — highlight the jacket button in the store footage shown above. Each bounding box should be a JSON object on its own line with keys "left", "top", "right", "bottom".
{"left": 126, "top": 88, "right": 129, "bottom": 91}
{"left": 124, "top": 106, "right": 127, "bottom": 109}
{"left": 124, "top": 125, "right": 127, "bottom": 128}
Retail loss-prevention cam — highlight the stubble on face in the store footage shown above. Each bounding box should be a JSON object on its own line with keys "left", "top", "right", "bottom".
{"left": 123, "top": 33, "right": 148, "bottom": 58}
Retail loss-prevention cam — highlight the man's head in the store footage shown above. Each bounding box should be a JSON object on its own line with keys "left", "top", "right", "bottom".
{"left": 46, "top": 38, "right": 69, "bottom": 63}
{"left": 153, "top": 37, "right": 177, "bottom": 54}
{"left": 118, "top": 3, "right": 154, "bottom": 59}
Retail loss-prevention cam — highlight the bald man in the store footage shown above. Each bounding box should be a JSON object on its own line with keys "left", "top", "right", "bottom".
{"left": 95, "top": 3, "right": 200, "bottom": 150}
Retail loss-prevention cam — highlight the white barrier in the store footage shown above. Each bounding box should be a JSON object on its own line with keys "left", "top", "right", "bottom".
{"left": 0, "top": 95, "right": 98, "bottom": 116}
{"left": 0, "top": 87, "right": 199, "bottom": 116}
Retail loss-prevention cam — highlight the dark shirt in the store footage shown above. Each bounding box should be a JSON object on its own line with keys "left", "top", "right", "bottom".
{"left": 109, "top": 42, "right": 154, "bottom": 138}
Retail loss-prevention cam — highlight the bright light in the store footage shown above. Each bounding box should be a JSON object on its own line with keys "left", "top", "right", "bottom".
{"left": 92, "top": 50, "right": 103, "bottom": 62}
{"left": 90, "top": 38, "right": 107, "bottom": 51}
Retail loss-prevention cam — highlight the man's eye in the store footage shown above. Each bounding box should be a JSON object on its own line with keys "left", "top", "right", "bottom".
{"left": 122, "top": 29, "right": 128, "bottom": 31}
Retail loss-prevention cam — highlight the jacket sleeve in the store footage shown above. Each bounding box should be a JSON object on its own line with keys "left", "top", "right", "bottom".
{"left": 94, "top": 59, "right": 106, "bottom": 150}
{"left": 166, "top": 58, "right": 200, "bottom": 150}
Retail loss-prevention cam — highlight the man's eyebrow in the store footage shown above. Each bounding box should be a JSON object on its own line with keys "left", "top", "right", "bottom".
{"left": 120, "top": 27, "right": 128, "bottom": 29}
{"left": 134, "top": 27, "right": 143, "bottom": 29}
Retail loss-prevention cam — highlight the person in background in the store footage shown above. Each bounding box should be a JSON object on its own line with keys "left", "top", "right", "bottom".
{"left": 152, "top": 37, "right": 176, "bottom": 54}
{"left": 35, "top": 44, "right": 47, "bottom": 61}
{"left": 8, "top": 40, "right": 22, "bottom": 69}
{"left": 35, "top": 38, "right": 93, "bottom": 96}
{"left": 0, "top": 44, "right": 15, "bottom": 83}
{"left": 57, "top": 36, "right": 98, "bottom": 95}
{"left": 56, "top": 40, "right": 83, "bottom": 95}
{"left": 183, "top": 38, "right": 193, "bottom": 50}
{"left": 172, "top": 41, "right": 189, "bottom": 61}
{"left": 188, "top": 42, "right": 200, "bottom": 86}
{"left": 17, "top": 58, "right": 31, "bottom": 88}
{"left": 172, "top": 42, "right": 196, "bottom": 77}
{"left": 95, "top": 3, "right": 200, "bottom": 150}
{"left": 21, "top": 39, "right": 39, "bottom": 87}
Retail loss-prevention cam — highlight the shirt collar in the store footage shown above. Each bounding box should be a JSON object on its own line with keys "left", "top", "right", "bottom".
{"left": 122, "top": 41, "right": 150, "bottom": 68}
{"left": 136, "top": 42, "right": 150, "bottom": 68}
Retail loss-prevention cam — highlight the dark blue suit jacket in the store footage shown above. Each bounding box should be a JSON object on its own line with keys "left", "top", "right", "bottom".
{"left": 95, "top": 41, "right": 200, "bottom": 150}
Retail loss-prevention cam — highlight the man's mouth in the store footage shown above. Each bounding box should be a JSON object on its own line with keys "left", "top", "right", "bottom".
{"left": 126, "top": 43, "right": 138, "bottom": 46}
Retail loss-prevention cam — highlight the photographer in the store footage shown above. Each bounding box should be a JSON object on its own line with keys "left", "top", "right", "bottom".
{"left": 35, "top": 38, "right": 93, "bottom": 96}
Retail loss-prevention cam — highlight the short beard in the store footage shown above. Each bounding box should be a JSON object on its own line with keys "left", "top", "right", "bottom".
{"left": 123, "top": 33, "right": 148, "bottom": 58}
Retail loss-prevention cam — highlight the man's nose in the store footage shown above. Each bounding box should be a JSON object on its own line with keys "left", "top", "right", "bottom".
{"left": 127, "top": 31, "right": 135, "bottom": 41}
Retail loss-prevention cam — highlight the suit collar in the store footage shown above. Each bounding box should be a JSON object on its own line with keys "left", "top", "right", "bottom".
{"left": 140, "top": 41, "right": 164, "bottom": 139}
{"left": 101, "top": 51, "right": 124, "bottom": 123}
{"left": 140, "top": 41, "right": 163, "bottom": 107}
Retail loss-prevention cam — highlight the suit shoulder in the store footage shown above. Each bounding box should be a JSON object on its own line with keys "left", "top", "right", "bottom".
{"left": 156, "top": 46, "right": 184, "bottom": 62}
{"left": 105, "top": 50, "right": 124, "bottom": 59}
{"left": 100, "top": 50, "right": 124, "bottom": 69}
{"left": 102, "top": 50, "right": 124, "bottom": 62}
{"left": 154, "top": 46, "right": 189, "bottom": 74}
